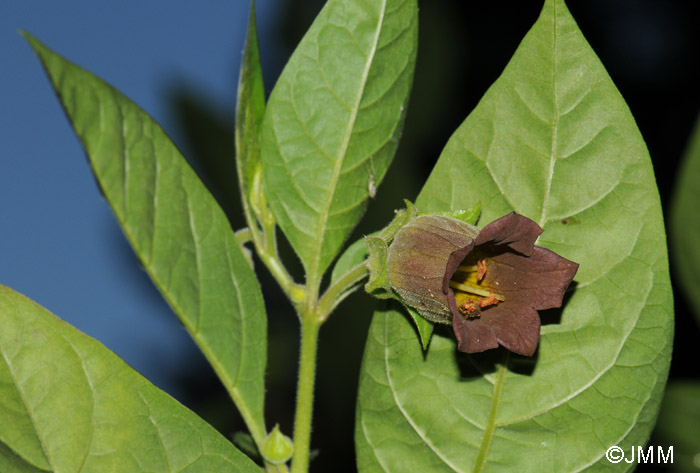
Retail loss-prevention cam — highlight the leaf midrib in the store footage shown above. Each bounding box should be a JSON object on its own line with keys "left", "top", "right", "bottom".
{"left": 473, "top": 1, "right": 561, "bottom": 468}
{"left": 307, "top": 0, "right": 387, "bottom": 284}
{"left": 539, "top": 0, "right": 559, "bottom": 228}
{"left": 472, "top": 359, "right": 507, "bottom": 473}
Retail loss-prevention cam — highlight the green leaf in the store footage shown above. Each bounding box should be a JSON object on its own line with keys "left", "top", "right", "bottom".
{"left": 260, "top": 0, "right": 418, "bottom": 282}
{"left": 425, "top": 202, "right": 481, "bottom": 225}
{"left": 356, "top": 0, "right": 673, "bottom": 471}
{"left": 0, "top": 284, "right": 260, "bottom": 473}
{"left": 652, "top": 382, "right": 700, "bottom": 473}
{"left": 671, "top": 113, "right": 700, "bottom": 326}
{"left": 404, "top": 305, "right": 433, "bottom": 351}
{"left": 235, "top": 1, "right": 266, "bottom": 214}
{"left": 24, "top": 33, "right": 268, "bottom": 445}
{"left": 231, "top": 431, "right": 262, "bottom": 464}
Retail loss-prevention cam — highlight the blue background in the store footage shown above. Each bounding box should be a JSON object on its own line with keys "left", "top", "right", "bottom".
{"left": 2, "top": 0, "right": 285, "bottom": 397}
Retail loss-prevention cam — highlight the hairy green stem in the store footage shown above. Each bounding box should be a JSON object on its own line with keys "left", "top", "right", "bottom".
{"left": 240, "top": 192, "right": 305, "bottom": 307}
{"left": 265, "top": 463, "right": 289, "bottom": 473}
{"left": 256, "top": 231, "right": 304, "bottom": 302}
{"left": 234, "top": 227, "right": 253, "bottom": 246}
{"left": 318, "top": 261, "right": 369, "bottom": 321}
{"left": 290, "top": 315, "right": 321, "bottom": 473}
{"left": 236, "top": 180, "right": 303, "bottom": 468}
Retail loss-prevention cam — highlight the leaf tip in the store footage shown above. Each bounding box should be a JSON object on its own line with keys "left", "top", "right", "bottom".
{"left": 405, "top": 306, "right": 434, "bottom": 351}
{"left": 18, "top": 29, "right": 36, "bottom": 46}
{"left": 19, "top": 30, "right": 47, "bottom": 59}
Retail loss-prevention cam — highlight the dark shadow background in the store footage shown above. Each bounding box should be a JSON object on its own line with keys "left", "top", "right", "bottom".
{"left": 122, "top": 1, "right": 700, "bottom": 471}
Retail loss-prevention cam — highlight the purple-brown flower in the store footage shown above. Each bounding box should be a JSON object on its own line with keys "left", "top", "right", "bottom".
{"left": 386, "top": 212, "right": 578, "bottom": 356}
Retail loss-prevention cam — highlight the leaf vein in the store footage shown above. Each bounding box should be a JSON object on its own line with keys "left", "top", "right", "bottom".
{"left": 499, "top": 264, "right": 651, "bottom": 427}
{"left": 184, "top": 194, "right": 203, "bottom": 334}
{"left": 0, "top": 318, "right": 59, "bottom": 471}
{"left": 382, "top": 313, "right": 469, "bottom": 473}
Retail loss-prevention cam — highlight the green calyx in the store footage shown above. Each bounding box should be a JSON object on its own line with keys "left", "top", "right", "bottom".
{"left": 364, "top": 201, "right": 481, "bottom": 349}
{"left": 364, "top": 200, "right": 481, "bottom": 301}
{"left": 365, "top": 200, "right": 418, "bottom": 299}
{"left": 260, "top": 424, "right": 293, "bottom": 465}
{"left": 365, "top": 200, "right": 418, "bottom": 297}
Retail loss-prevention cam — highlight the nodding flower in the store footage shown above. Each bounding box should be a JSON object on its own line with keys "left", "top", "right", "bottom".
{"left": 385, "top": 212, "right": 578, "bottom": 356}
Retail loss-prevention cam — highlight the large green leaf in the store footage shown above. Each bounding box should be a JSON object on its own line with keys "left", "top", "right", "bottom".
{"left": 671, "top": 113, "right": 700, "bottom": 325}
{"left": 0, "top": 284, "right": 260, "bottom": 473}
{"left": 356, "top": 1, "right": 673, "bottom": 471}
{"left": 24, "top": 33, "right": 268, "bottom": 444}
{"left": 260, "top": 0, "right": 418, "bottom": 281}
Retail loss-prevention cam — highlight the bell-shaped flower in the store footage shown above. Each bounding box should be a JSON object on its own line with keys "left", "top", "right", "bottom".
{"left": 385, "top": 212, "right": 578, "bottom": 356}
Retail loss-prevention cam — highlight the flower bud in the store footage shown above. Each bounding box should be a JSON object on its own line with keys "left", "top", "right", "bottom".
{"left": 260, "top": 424, "right": 293, "bottom": 465}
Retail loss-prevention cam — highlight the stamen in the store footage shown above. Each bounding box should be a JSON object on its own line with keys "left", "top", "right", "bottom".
{"left": 459, "top": 300, "right": 480, "bottom": 318}
{"left": 479, "top": 291, "right": 499, "bottom": 308}
{"left": 477, "top": 259, "right": 487, "bottom": 282}
{"left": 449, "top": 281, "right": 505, "bottom": 301}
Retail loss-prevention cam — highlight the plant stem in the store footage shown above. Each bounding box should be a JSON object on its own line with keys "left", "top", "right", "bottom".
{"left": 290, "top": 315, "right": 321, "bottom": 473}
{"left": 265, "top": 463, "right": 289, "bottom": 473}
{"left": 241, "top": 202, "right": 305, "bottom": 308}
{"left": 317, "top": 261, "right": 369, "bottom": 321}
{"left": 234, "top": 227, "right": 253, "bottom": 246}
{"left": 256, "top": 233, "right": 304, "bottom": 301}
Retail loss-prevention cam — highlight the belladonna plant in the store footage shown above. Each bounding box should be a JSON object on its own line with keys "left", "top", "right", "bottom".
{"left": 5, "top": 0, "right": 675, "bottom": 471}
{"left": 368, "top": 206, "right": 578, "bottom": 356}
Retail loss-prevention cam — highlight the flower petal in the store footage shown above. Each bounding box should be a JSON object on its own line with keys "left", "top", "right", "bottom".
{"left": 487, "top": 306, "right": 541, "bottom": 356}
{"left": 485, "top": 246, "right": 579, "bottom": 310}
{"left": 475, "top": 212, "right": 542, "bottom": 256}
{"left": 449, "top": 296, "right": 541, "bottom": 356}
{"left": 450, "top": 212, "right": 578, "bottom": 356}
{"left": 449, "top": 296, "right": 498, "bottom": 352}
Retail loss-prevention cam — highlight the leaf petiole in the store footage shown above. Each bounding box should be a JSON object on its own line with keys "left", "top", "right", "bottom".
{"left": 318, "top": 261, "right": 370, "bottom": 322}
